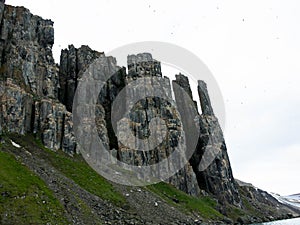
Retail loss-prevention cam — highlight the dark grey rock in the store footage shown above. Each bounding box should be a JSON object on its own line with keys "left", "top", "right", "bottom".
{"left": 0, "top": 1, "right": 5, "bottom": 23}
{"left": 58, "top": 45, "right": 104, "bottom": 112}
{"left": 0, "top": 79, "right": 33, "bottom": 134}
{"left": 127, "top": 53, "right": 162, "bottom": 79}
{"left": 0, "top": 4, "right": 58, "bottom": 98}
{"left": 0, "top": 4, "right": 77, "bottom": 154}
{"left": 116, "top": 54, "right": 200, "bottom": 196}
{"left": 173, "top": 74, "right": 240, "bottom": 206}
{"left": 193, "top": 81, "right": 241, "bottom": 206}
{"left": 198, "top": 80, "right": 214, "bottom": 116}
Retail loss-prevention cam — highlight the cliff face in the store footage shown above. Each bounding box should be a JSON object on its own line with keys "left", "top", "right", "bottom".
{"left": 0, "top": 0, "right": 239, "bottom": 204}
{"left": 173, "top": 75, "right": 240, "bottom": 206}
{"left": 0, "top": 2, "right": 57, "bottom": 97}
{"left": 59, "top": 45, "right": 106, "bottom": 112}
{"left": 0, "top": 1, "right": 76, "bottom": 154}
{"left": 196, "top": 81, "right": 240, "bottom": 205}
{"left": 118, "top": 53, "right": 200, "bottom": 196}
{"left": 2, "top": 2, "right": 297, "bottom": 223}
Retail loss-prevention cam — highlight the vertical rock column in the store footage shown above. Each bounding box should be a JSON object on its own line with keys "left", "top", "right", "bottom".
{"left": 171, "top": 74, "right": 201, "bottom": 196}
{"left": 117, "top": 54, "right": 199, "bottom": 195}
{"left": 198, "top": 81, "right": 214, "bottom": 116}
{"left": 118, "top": 53, "right": 175, "bottom": 167}
{"left": 191, "top": 80, "right": 241, "bottom": 206}
{"left": 59, "top": 45, "right": 104, "bottom": 112}
{"left": 33, "top": 99, "right": 65, "bottom": 150}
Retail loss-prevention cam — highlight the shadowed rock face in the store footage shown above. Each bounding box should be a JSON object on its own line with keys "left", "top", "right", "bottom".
{"left": 196, "top": 81, "right": 240, "bottom": 206}
{"left": 198, "top": 80, "right": 214, "bottom": 116}
{"left": 59, "top": 45, "right": 128, "bottom": 151}
{"left": 173, "top": 74, "right": 240, "bottom": 206}
{"left": 193, "top": 112, "right": 241, "bottom": 206}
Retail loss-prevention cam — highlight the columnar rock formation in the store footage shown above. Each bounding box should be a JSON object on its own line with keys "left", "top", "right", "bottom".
{"left": 198, "top": 81, "right": 214, "bottom": 116}
{"left": 59, "top": 45, "right": 106, "bottom": 112}
{"left": 173, "top": 74, "right": 240, "bottom": 206}
{"left": 0, "top": 1, "right": 57, "bottom": 98}
{"left": 117, "top": 53, "right": 200, "bottom": 196}
{"left": 193, "top": 81, "right": 240, "bottom": 206}
{"left": 0, "top": 1, "right": 76, "bottom": 154}
{"left": 0, "top": 0, "right": 240, "bottom": 206}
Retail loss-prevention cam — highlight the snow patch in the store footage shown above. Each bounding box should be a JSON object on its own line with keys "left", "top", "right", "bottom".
{"left": 270, "top": 192, "right": 300, "bottom": 208}
{"left": 10, "top": 140, "right": 21, "bottom": 148}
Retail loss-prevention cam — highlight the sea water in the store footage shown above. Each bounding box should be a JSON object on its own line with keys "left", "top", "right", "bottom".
{"left": 252, "top": 218, "right": 300, "bottom": 225}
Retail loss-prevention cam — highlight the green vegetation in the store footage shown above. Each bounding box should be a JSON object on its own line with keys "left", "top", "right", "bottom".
{"left": 241, "top": 196, "right": 259, "bottom": 215}
{"left": 147, "top": 182, "right": 223, "bottom": 220}
{"left": 45, "top": 150, "right": 126, "bottom": 205}
{"left": 0, "top": 133, "right": 242, "bottom": 223}
{"left": 32, "top": 135, "right": 126, "bottom": 206}
{"left": 225, "top": 205, "right": 246, "bottom": 220}
{"left": 0, "top": 150, "right": 68, "bottom": 224}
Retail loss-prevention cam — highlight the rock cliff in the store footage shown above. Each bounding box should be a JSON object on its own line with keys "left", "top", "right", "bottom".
{"left": 1, "top": 1, "right": 299, "bottom": 224}
{"left": 0, "top": 0, "right": 76, "bottom": 154}
{"left": 0, "top": 0, "right": 259, "bottom": 205}
{"left": 119, "top": 53, "right": 200, "bottom": 196}
{"left": 0, "top": 1, "right": 57, "bottom": 98}
{"left": 195, "top": 80, "right": 240, "bottom": 206}
{"left": 173, "top": 74, "right": 240, "bottom": 206}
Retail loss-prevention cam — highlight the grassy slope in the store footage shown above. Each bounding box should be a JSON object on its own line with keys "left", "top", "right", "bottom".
{"left": 22, "top": 135, "right": 126, "bottom": 206}
{"left": 147, "top": 182, "right": 223, "bottom": 220}
{"left": 44, "top": 149, "right": 127, "bottom": 206}
{"left": 0, "top": 148, "right": 68, "bottom": 224}
{"left": 34, "top": 135, "right": 225, "bottom": 220}
{"left": 30, "top": 134, "right": 225, "bottom": 219}
{"left": 0, "top": 134, "right": 246, "bottom": 223}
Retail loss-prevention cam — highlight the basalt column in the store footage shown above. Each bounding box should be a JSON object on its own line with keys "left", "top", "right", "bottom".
{"left": 191, "top": 80, "right": 241, "bottom": 206}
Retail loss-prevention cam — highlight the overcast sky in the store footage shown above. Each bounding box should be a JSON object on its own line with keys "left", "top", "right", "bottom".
{"left": 6, "top": 0, "right": 300, "bottom": 196}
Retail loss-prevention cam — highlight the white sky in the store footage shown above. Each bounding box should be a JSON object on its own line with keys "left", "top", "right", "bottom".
{"left": 6, "top": 0, "right": 300, "bottom": 196}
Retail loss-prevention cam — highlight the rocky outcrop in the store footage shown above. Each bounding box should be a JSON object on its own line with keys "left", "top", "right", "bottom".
{"left": 33, "top": 98, "right": 77, "bottom": 154}
{"left": 236, "top": 182, "right": 300, "bottom": 224}
{"left": 0, "top": 78, "right": 77, "bottom": 154}
{"left": 1, "top": 2, "right": 300, "bottom": 224}
{"left": 172, "top": 74, "right": 240, "bottom": 206}
{"left": 58, "top": 45, "right": 105, "bottom": 112}
{"left": 193, "top": 80, "right": 240, "bottom": 206}
{"left": 0, "top": 1, "right": 58, "bottom": 98}
{"left": 115, "top": 53, "right": 200, "bottom": 196}
{"left": 0, "top": 78, "right": 33, "bottom": 134}
{"left": 127, "top": 53, "right": 162, "bottom": 79}
{"left": 59, "top": 45, "right": 127, "bottom": 150}
{"left": 195, "top": 114, "right": 240, "bottom": 206}
{"left": 0, "top": 2, "right": 76, "bottom": 154}
{"left": 58, "top": 50, "right": 200, "bottom": 195}
{"left": 198, "top": 81, "right": 214, "bottom": 116}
